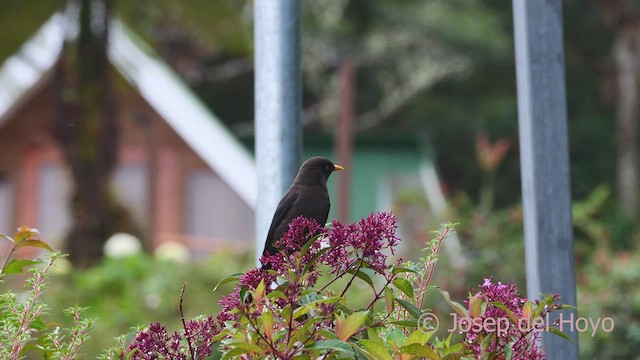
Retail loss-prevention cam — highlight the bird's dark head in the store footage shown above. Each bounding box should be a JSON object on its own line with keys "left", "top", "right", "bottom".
{"left": 294, "top": 157, "right": 343, "bottom": 186}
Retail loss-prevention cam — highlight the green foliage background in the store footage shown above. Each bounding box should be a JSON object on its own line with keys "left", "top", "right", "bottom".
{"left": 41, "top": 252, "right": 253, "bottom": 358}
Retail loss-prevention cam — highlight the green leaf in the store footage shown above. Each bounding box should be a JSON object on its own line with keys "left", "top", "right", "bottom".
{"left": 239, "top": 285, "right": 250, "bottom": 303}
{"left": 300, "top": 289, "right": 319, "bottom": 303}
{"left": 227, "top": 341, "right": 265, "bottom": 354}
{"left": 261, "top": 311, "right": 274, "bottom": 339}
{"left": 400, "top": 343, "right": 437, "bottom": 358}
{"left": 489, "top": 302, "right": 518, "bottom": 324}
{"left": 213, "top": 273, "right": 243, "bottom": 292}
{"left": 442, "top": 331, "right": 454, "bottom": 347}
{"left": 254, "top": 279, "right": 266, "bottom": 304}
{"left": 358, "top": 339, "right": 393, "bottom": 360}
{"left": 440, "top": 290, "right": 468, "bottom": 319}
{"left": 293, "top": 305, "right": 310, "bottom": 320}
{"left": 303, "top": 246, "right": 330, "bottom": 274}
{"left": 558, "top": 304, "right": 576, "bottom": 310}
{"left": 125, "top": 348, "right": 138, "bottom": 360}
{"left": 14, "top": 239, "right": 53, "bottom": 252}
{"left": 522, "top": 300, "right": 533, "bottom": 321}
{"left": 469, "top": 293, "right": 483, "bottom": 318}
{"left": 547, "top": 326, "right": 573, "bottom": 343}
{"left": 291, "top": 355, "right": 311, "bottom": 360}
{"left": 266, "top": 290, "right": 288, "bottom": 301}
{"left": 391, "top": 266, "right": 418, "bottom": 275}
{"left": 406, "top": 329, "right": 433, "bottom": 345}
{"left": 366, "top": 328, "right": 383, "bottom": 343}
{"left": 441, "top": 352, "right": 465, "bottom": 359}
{"left": 2, "top": 259, "right": 42, "bottom": 275}
{"left": 212, "top": 331, "right": 229, "bottom": 343}
{"left": 281, "top": 304, "right": 292, "bottom": 321}
{"left": 22, "top": 344, "right": 46, "bottom": 357}
{"left": 481, "top": 332, "right": 494, "bottom": 351}
{"left": 388, "top": 320, "right": 418, "bottom": 327}
{"left": 504, "top": 341, "right": 513, "bottom": 360}
{"left": 385, "top": 329, "right": 407, "bottom": 347}
{"left": 532, "top": 294, "right": 555, "bottom": 320}
{"left": 307, "top": 339, "right": 355, "bottom": 355}
{"left": 442, "top": 342, "right": 465, "bottom": 355}
{"left": 393, "top": 278, "right": 414, "bottom": 298}
{"left": 384, "top": 286, "right": 394, "bottom": 313}
{"left": 300, "top": 234, "right": 322, "bottom": 257}
{"left": 336, "top": 310, "right": 370, "bottom": 341}
{"left": 395, "top": 298, "right": 422, "bottom": 319}
{"left": 221, "top": 347, "right": 251, "bottom": 360}
{"left": 346, "top": 268, "right": 375, "bottom": 289}
{"left": 0, "top": 233, "right": 14, "bottom": 243}
{"left": 266, "top": 328, "right": 287, "bottom": 344}
{"left": 317, "top": 328, "right": 338, "bottom": 340}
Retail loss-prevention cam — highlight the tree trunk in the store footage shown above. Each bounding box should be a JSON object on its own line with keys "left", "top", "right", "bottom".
{"left": 614, "top": 25, "right": 640, "bottom": 218}
{"left": 54, "top": 0, "right": 136, "bottom": 266}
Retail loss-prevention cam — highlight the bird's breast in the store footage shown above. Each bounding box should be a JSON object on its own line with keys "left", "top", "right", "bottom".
{"left": 295, "top": 185, "right": 330, "bottom": 224}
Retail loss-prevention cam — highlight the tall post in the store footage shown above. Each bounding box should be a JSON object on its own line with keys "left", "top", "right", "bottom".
{"left": 513, "top": 1, "right": 579, "bottom": 358}
{"left": 335, "top": 57, "right": 355, "bottom": 223}
{"left": 254, "top": 0, "right": 302, "bottom": 265}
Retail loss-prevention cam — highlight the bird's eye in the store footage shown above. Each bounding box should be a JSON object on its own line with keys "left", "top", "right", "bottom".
{"left": 326, "top": 164, "right": 332, "bottom": 171}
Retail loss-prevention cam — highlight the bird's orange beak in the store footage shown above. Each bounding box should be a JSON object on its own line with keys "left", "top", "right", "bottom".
{"left": 334, "top": 165, "right": 344, "bottom": 171}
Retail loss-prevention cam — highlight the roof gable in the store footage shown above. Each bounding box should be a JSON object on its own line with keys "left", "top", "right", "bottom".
{"left": 0, "top": 13, "right": 65, "bottom": 125}
{"left": 0, "top": 12, "right": 256, "bottom": 209}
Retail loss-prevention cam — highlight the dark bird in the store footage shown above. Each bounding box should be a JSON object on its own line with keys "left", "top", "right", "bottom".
{"left": 262, "top": 157, "right": 343, "bottom": 260}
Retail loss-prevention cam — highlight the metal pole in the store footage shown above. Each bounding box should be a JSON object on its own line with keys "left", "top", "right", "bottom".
{"left": 254, "top": 0, "right": 302, "bottom": 266}
{"left": 513, "top": 1, "right": 579, "bottom": 358}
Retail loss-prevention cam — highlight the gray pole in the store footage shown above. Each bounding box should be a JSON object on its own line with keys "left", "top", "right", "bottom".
{"left": 513, "top": 1, "right": 579, "bottom": 358}
{"left": 254, "top": 0, "right": 302, "bottom": 266}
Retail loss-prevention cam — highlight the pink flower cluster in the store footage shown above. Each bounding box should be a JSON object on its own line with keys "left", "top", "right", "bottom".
{"left": 461, "top": 278, "right": 546, "bottom": 360}
{"left": 126, "top": 317, "right": 219, "bottom": 360}
{"left": 325, "top": 212, "right": 400, "bottom": 274}
{"left": 260, "top": 216, "right": 324, "bottom": 274}
{"left": 217, "top": 212, "right": 400, "bottom": 323}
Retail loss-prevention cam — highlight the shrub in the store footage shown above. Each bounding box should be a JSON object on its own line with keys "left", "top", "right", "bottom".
{"left": 0, "top": 227, "right": 93, "bottom": 359}
{"left": 116, "top": 213, "right": 570, "bottom": 359}
{"left": 577, "top": 246, "right": 640, "bottom": 358}
{"left": 43, "top": 248, "right": 252, "bottom": 358}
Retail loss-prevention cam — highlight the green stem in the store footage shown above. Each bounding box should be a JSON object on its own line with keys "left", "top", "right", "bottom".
{"left": 418, "top": 227, "right": 449, "bottom": 309}
{"left": 0, "top": 244, "right": 19, "bottom": 284}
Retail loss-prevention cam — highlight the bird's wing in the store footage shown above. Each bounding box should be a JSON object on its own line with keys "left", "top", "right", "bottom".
{"left": 263, "top": 189, "right": 299, "bottom": 256}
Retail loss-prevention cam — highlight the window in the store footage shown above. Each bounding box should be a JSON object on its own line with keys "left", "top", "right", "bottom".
{"left": 0, "top": 172, "right": 13, "bottom": 236}
{"left": 113, "top": 164, "right": 148, "bottom": 226}
{"left": 184, "top": 169, "right": 254, "bottom": 247}
{"left": 37, "top": 163, "right": 70, "bottom": 247}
